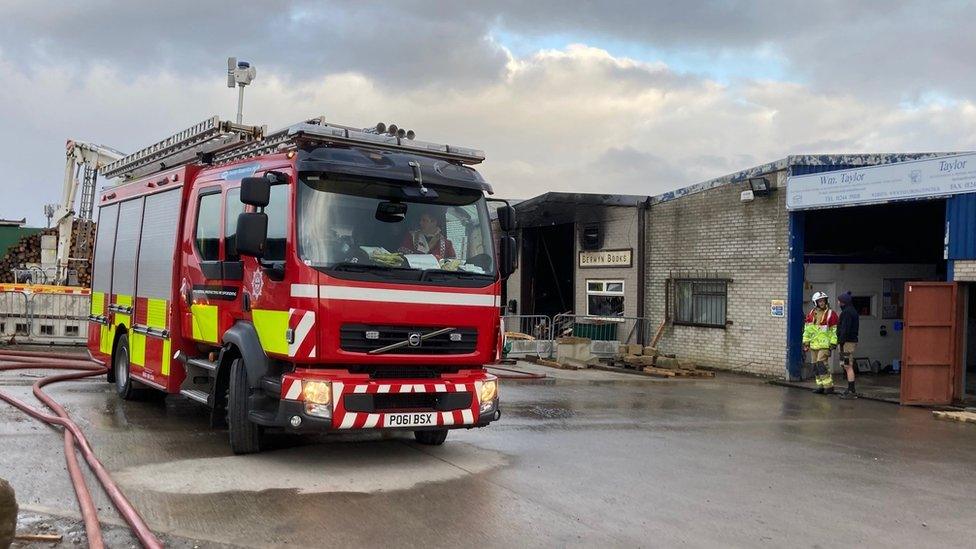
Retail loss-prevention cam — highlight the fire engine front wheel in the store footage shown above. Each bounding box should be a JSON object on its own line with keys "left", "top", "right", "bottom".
{"left": 228, "top": 358, "right": 262, "bottom": 454}
{"left": 414, "top": 429, "right": 449, "bottom": 445}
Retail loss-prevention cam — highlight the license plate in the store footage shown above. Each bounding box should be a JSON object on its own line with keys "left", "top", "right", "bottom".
{"left": 385, "top": 412, "right": 435, "bottom": 428}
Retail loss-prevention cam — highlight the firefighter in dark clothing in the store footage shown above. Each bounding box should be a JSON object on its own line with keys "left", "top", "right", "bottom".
{"left": 836, "top": 291, "right": 860, "bottom": 399}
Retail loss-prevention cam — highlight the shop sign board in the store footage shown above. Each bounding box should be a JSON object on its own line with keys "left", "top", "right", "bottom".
{"left": 579, "top": 248, "right": 633, "bottom": 268}
{"left": 787, "top": 153, "right": 976, "bottom": 210}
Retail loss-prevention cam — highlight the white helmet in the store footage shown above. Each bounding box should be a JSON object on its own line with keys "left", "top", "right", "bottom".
{"left": 811, "top": 291, "right": 829, "bottom": 302}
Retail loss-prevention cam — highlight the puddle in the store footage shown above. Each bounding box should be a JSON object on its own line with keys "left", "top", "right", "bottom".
{"left": 520, "top": 405, "right": 576, "bottom": 419}
{"left": 114, "top": 440, "right": 507, "bottom": 495}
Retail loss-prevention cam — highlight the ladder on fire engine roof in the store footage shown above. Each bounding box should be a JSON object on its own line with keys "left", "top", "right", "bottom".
{"left": 99, "top": 115, "right": 486, "bottom": 181}
{"left": 100, "top": 117, "right": 266, "bottom": 180}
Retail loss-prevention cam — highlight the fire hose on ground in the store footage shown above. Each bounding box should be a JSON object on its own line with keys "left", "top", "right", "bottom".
{"left": 0, "top": 349, "right": 163, "bottom": 549}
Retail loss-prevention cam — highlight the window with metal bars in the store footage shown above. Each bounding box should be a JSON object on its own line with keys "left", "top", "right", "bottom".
{"left": 672, "top": 279, "right": 728, "bottom": 328}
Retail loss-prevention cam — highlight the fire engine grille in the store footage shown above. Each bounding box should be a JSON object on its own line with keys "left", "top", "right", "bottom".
{"left": 343, "top": 392, "right": 473, "bottom": 413}
{"left": 340, "top": 324, "right": 478, "bottom": 355}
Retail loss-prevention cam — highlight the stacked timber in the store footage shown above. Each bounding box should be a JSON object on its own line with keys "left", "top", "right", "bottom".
{"left": 0, "top": 220, "right": 95, "bottom": 286}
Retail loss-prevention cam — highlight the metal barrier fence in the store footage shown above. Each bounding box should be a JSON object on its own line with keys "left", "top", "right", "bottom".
{"left": 502, "top": 315, "right": 554, "bottom": 358}
{"left": 0, "top": 290, "right": 31, "bottom": 339}
{"left": 552, "top": 314, "right": 650, "bottom": 358}
{"left": 503, "top": 314, "right": 653, "bottom": 360}
{"left": 0, "top": 289, "right": 89, "bottom": 345}
{"left": 28, "top": 292, "right": 89, "bottom": 344}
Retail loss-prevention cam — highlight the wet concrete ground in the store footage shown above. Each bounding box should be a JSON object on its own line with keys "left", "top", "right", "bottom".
{"left": 2, "top": 362, "right": 976, "bottom": 547}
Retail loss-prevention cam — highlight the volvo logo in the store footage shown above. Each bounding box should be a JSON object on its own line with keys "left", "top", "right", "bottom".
{"left": 367, "top": 327, "right": 456, "bottom": 355}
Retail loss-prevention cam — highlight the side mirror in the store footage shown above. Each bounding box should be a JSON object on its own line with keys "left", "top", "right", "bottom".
{"left": 376, "top": 201, "right": 407, "bottom": 223}
{"left": 240, "top": 176, "right": 271, "bottom": 207}
{"left": 497, "top": 206, "right": 516, "bottom": 232}
{"left": 236, "top": 212, "right": 268, "bottom": 257}
{"left": 499, "top": 235, "right": 516, "bottom": 279}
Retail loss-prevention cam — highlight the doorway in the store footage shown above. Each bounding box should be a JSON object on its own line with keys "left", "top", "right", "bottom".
{"left": 799, "top": 199, "right": 947, "bottom": 399}
{"left": 520, "top": 223, "right": 574, "bottom": 318}
{"left": 964, "top": 284, "right": 976, "bottom": 403}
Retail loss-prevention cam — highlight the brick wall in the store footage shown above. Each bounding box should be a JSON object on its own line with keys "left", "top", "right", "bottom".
{"left": 953, "top": 260, "right": 976, "bottom": 281}
{"left": 574, "top": 206, "right": 642, "bottom": 318}
{"left": 644, "top": 171, "right": 791, "bottom": 378}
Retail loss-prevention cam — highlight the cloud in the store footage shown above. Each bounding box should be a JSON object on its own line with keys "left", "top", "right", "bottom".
{"left": 1, "top": 2, "right": 976, "bottom": 225}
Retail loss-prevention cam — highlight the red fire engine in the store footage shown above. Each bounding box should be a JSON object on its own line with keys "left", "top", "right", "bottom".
{"left": 86, "top": 116, "right": 515, "bottom": 453}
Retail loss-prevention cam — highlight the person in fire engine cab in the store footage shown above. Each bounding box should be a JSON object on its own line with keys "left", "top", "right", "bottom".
{"left": 399, "top": 211, "right": 456, "bottom": 260}
{"left": 803, "top": 291, "right": 838, "bottom": 394}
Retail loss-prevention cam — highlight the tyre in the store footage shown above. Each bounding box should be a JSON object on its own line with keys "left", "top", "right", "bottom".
{"left": 228, "top": 358, "right": 262, "bottom": 454}
{"left": 414, "top": 429, "right": 449, "bottom": 446}
{"left": 113, "top": 333, "right": 140, "bottom": 400}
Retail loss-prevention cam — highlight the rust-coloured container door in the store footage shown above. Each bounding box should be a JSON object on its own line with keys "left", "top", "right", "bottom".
{"left": 900, "top": 282, "right": 961, "bottom": 405}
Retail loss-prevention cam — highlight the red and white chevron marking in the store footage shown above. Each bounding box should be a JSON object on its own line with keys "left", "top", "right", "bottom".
{"left": 282, "top": 377, "right": 303, "bottom": 400}
{"left": 287, "top": 308, "right": 316, "bottom": 359}
{"left": 279, "top": 377, "right": 481, "bottom": 429}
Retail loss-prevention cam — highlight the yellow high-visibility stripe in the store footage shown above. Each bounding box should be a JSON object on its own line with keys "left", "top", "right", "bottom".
{"left": 146, "top": 298, "right": 167, "bottom": 329}
{"left": 115, "top": 294, "right": 132, "bottom": 329}
{"left": 191, "top": 304, "right": 219, "bottom": 343}
{"left": 252, "top": 309, "right": 290, "bottom": 355}
{"left": 162, "top": 338, "right": 171, "bottom": 376}
{"left": 99, "top": 324, "right": 113, "bottom": 354}
{"left": 130, "top": 332, "right": 146, "bottom": 366}
{"left": 91, "top": 292, "right": 105, "bottom": 316}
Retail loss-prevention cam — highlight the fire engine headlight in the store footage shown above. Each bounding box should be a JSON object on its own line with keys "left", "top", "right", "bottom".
{"left": 303, "top": 381, "right": 332, "bottom": 405}
{"left": 302, "top": 380, "right": 333, "bottom": 419}
{"left": 305, "top": 403, "right": 332, "bottom": 419}
{"left": 479, "top": 380, "right": 498, "bottom": 403}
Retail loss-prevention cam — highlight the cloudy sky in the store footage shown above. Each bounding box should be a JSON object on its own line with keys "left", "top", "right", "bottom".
{"left": 2, "top": 0, "right": 976, "bottom": 224}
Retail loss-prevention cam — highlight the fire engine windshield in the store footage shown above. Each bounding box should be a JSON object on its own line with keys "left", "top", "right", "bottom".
{"left": 297, "top": 175, "right": 496, "bottom": 283}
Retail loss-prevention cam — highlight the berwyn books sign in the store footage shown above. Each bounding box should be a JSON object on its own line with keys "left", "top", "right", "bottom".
{"left": 579, "top": 249, "right": 633, "bottom": 268}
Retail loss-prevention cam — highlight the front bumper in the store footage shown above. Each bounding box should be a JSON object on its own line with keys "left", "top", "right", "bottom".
{"left": 250, "top": 371, "right": 500, "bottom": 432}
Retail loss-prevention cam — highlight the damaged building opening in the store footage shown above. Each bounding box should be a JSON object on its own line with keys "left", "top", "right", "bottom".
{"left": 519, "top": 223, "right": 575, "bottom": 318}
{"left": 799, "top": 199, "right": 947, "bottom": 400}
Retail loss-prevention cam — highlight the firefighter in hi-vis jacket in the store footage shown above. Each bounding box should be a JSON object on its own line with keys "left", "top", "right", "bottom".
{"left": 803, "top": 291, "right": 839, "bottom": 394}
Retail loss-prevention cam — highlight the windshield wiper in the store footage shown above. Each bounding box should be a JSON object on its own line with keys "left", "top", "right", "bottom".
{"left": 331, "top": 262, "right": 417, "bottom": 274}
{"left": 420, "top": 268, "right": 494, "bottom": 281}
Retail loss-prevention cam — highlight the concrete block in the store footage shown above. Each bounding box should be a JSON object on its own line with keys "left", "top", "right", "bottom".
{"left": 626, "top": 344, "right": 643, "bottom": 356}
{"left": 656, "top": 357, "right": 680, "bottom": 369}
{"left": 557, "top": 337, "right": 593, "bottom": 365}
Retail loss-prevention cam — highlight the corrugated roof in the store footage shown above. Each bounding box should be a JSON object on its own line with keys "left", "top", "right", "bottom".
{"left": 650, "top": 152, "right": 971, "bottom": 205}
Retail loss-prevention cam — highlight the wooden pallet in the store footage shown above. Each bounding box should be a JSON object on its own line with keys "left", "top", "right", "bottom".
{"left": 932, "top": 411, "right": 976, "bottom": 424}
{"left": 526, "top": 356, "right": 581, "bottom": 370}
{"left": 641, "top": 366, "right": 714, "bottom": 378}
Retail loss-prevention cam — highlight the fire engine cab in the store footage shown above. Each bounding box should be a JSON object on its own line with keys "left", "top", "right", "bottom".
{"left": 87, "top": 116, "right": 516, "bottom": 453}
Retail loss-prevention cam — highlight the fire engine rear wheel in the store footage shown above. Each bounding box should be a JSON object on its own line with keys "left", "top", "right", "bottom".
{"left": 414, "top": 429, "right": 449, "bottom": 445}
{"left": 114, "top": 333, "right": 140, "bottom": 401}
{"left": 228, "top": 358, "right": 262, "bottom": 454}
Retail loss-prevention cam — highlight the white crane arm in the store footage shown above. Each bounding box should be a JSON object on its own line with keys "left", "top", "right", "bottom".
{"left": 55, "top": 140, "right": 124, "bottom": 285}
